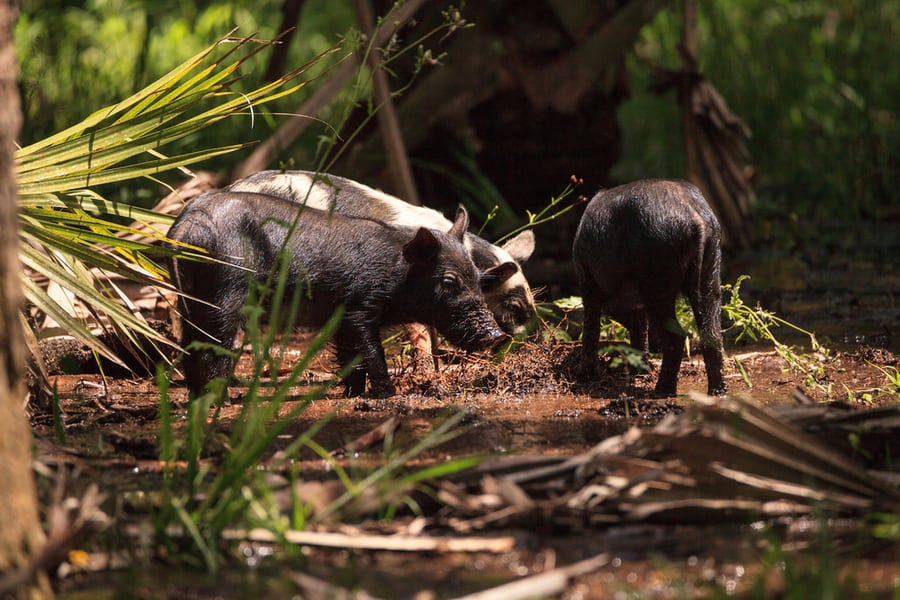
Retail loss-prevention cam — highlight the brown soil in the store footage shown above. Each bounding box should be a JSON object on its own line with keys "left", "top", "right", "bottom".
{"left": 30, "top": 326, "right": 900, "bottom": 599}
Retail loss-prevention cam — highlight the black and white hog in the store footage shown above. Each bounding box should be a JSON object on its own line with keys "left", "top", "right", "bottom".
{"left": 167, "top": 191, "right": 503, "bottom": 398}
{"left": 572, "top": 179, "right": 727, "bottom": 397}
{"left": 226, "top": 170, "right": 538, "bottom": 360}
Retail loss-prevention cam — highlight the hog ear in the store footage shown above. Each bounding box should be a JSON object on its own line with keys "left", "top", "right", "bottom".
{"left": 403, "top": 227, "right": 440, "bottom": 266}
{"left": 448, "top": 204, "right": 469, "bottom": 242}
{"left": 501, "top": 230, "right": 535, "bottom": 262}
{"left": 481, "top": 261, "right": 519, "bottom": 293}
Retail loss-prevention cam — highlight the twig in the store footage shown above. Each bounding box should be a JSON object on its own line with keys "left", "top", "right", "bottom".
{"left": 221, "top": 527, "right": 517, "bottom": 553}
{"left": 290, "top": 571, "right": 385, "bottom": 600}
{"left": 232, "top": 0, "right": 428, "bottom": 179}
{"left": 450, "top": 553, "right": 610, "bottom": 600}
{"left": 354, "top": 0, "right": 420, "bottom": 204}
{"left": 330, "top": 416, "right": 399, "bottom": 457}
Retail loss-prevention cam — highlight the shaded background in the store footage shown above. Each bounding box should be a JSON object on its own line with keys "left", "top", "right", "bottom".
{"left": 17, "top": 0, "right": 900, "bottom": 311}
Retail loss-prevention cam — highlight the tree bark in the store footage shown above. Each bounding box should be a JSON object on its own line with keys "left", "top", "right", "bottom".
{"left": 681, "top": 0, "right": 700, "bottom": 185}
{"left": 677, "top": 0, "right": 753, "bottom": 247}
{"left": 0, "top": 0, "right": 50, "bottom": 596}
{"left": 334, "top": 0, "right": 662, "bottom": 210}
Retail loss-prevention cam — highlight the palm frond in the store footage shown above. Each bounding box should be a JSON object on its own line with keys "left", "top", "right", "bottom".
{"left": 17, "top": 33, "right": 348, "bottom": 374}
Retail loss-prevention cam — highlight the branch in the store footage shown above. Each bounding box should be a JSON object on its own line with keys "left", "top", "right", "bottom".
{"left": 231, "top": 0, "right": 428, "bottom": 180}
{"left": 354, "top": 0, "right": 420, "bottom": 204}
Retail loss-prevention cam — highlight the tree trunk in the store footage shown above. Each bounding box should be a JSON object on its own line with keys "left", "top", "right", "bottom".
{"left": 264, "top": 0, "right": 305, "bottom": 82}
{"left": 0, "top": 0, "right": 50, "bottom": 596}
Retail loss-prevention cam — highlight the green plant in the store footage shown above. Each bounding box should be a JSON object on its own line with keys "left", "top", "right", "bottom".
{"left": 616, "top": 1, "right": 899, "bottom": 219}
{"left": 597, "top": 344, "right": 650, "bottom": 373}
{"left": 730, "top": 520, "right": 870, "bottom": 600}
{"left": 17, "top": 33, "right": 338, "bottom": 374}
{"left": 868, "top": 362, "right": 900, "bottom": 393}
{"left": 155, "top": 245, "right": 348, "bottom": 570}
{"left": 153, "top": 258, "right": 478, "bottom": 569}
{"left": 16, "top": 1, "right": 355, "bottom": 149}
{"left": 523, "top": 296, "right": 648, "bottom": 374}
{"left": 868, "top": 513, "right": 900, "bottom": 542}
{"left": 722, "top": 275, "right": 832, "bottom": 391}
{"left": 493, "top": 176, "right": 588, "bottom": 246}
{"left": 305, "top": 410, "right": 479, "bottom": 525}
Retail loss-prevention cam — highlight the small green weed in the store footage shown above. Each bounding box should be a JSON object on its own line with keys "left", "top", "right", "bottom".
{"left": 154, "top": 305, "right": 343, "bottom": 571}
{"left": 721, "top": 275, "right": 833, "bottom": 392}
{"left": 527, "top": 296, "right": 647, "bottom": 373}
{"left": 868, "top": 513, "right": 900, "bottom": 542}
{"left": 867, "top": 362, "right": 900, "bottom": 393}
{"left": 154, "top": 240, "right": 479, "bottom": 570}
{"left": 737, "top": 520, "right": 870, "bottom": 600}
{"left": 537, "top": 276, "right": 836, "bottom": 392}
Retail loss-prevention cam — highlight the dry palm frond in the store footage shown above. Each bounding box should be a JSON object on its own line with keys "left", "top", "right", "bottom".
{"left": 433, "top": 394, "right": 900, "bottom": 531}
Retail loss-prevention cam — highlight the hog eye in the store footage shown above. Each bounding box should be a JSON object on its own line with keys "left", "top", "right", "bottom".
{"left": 507, "top": 298, "right": 530, "bottom": 320}
{"left": 441, "top": 274, "right": 461, "bottom": 293}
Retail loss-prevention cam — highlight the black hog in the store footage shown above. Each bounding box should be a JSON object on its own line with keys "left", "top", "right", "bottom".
{"left": 227, "top": 170, "right": 537, "bottom": 338}
{"left": 572, "top": 179, "right": 726, "bottom": 397}
{"left": 167, "top": 191, "right": 503, "bottom": 398}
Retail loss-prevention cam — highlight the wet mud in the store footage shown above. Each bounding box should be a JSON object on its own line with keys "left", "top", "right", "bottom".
{"left": 31, "top": 327, "right": 900, "bottom": 599}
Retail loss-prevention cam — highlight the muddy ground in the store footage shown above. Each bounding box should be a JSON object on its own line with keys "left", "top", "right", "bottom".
{"left": 29, "top": 324, "right": 900, "bottom": 598}
{"left": 27, "top": 218, "right": 900, "bottom": 598}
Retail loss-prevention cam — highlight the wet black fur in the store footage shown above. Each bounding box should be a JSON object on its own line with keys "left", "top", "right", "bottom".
{"left": 167, "top": 191, "right": 501, "bottom": 398}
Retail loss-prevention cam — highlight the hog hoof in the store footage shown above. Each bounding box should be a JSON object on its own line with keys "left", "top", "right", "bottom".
{"left": 341, "top": 367, "right": 375, "bottom": 396}
{"left": 651, "top": 384, "right": 677, "bottom": 398}
{"left": 707, "top": 382, "right": 728, "bottom": 397}
{"left": 365, "top": 382, "right": 397, "bottom": 399}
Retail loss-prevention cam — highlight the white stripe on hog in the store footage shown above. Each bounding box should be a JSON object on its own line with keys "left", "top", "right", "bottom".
{"left": 230, "top": 172, "right": 449, "bottom": 229}
{"left": 231, "top": 171, "right": 497, "bottom": 258}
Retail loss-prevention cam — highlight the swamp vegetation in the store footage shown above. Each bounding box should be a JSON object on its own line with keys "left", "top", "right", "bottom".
{"left": 3, "top": 0, "right": 899, "bottom": 597}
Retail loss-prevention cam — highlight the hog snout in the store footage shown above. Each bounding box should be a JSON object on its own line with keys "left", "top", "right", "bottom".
{"left": 456, "top": 324, "right": 504, "bottom": 351}
{"left": 479, "top": 326, "right": 506, "bottom": 348}
{"left": 439, "top": 304, "right": 505, "bottom": 352}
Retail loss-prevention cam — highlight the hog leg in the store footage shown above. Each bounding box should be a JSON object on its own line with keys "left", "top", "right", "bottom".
{"left": 334, "top": 339, "right": 366, "bottom": 397}
{"left": 406, "top": 322, "right": 437, "bottom": 371}
{"left": 360, "top": 335, "right": 396, "bottom": 398}
{"left": 336, "top": 315, "right": 396, "bottom": 398}
{"left": 689, "top": 243, "right": 727, "bottom": 396}
{"left": 577, "top": 280, "right": 603, "bottom": 380}
{"left": 643, "top": 289, "right": 685, "bottom": 397}
{"left": 690, "top": 298, "right": 726, "bottom": 396}
{"left": 617, "top": 308, "right": 652, "bottom": 385}
{"left": 620, "top": 309, "right": 649, "bottom": 353}
{"left": 179, "top": 296, "right": 243, "bottom": 396}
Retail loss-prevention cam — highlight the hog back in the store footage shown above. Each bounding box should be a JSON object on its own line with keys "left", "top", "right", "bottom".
{"left": 573, "top": 179, "right": 726, "bottom": 396}
{"left": 227, "top": 170, "right": 537, "bottom": 337}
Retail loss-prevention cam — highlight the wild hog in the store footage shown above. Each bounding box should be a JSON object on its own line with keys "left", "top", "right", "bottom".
{"left": 227, "top": 170, "right": 538, "bottom": 339}
{"left": 167, "top": 191, "right": 503, "bottom": 398}
{"left": 572, "top": 179, "right": 727, "bottom": 397}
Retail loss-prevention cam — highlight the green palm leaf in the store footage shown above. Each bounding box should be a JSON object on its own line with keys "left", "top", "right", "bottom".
{"left": 16, "top": 33, "right": 347, "bottom": 377}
